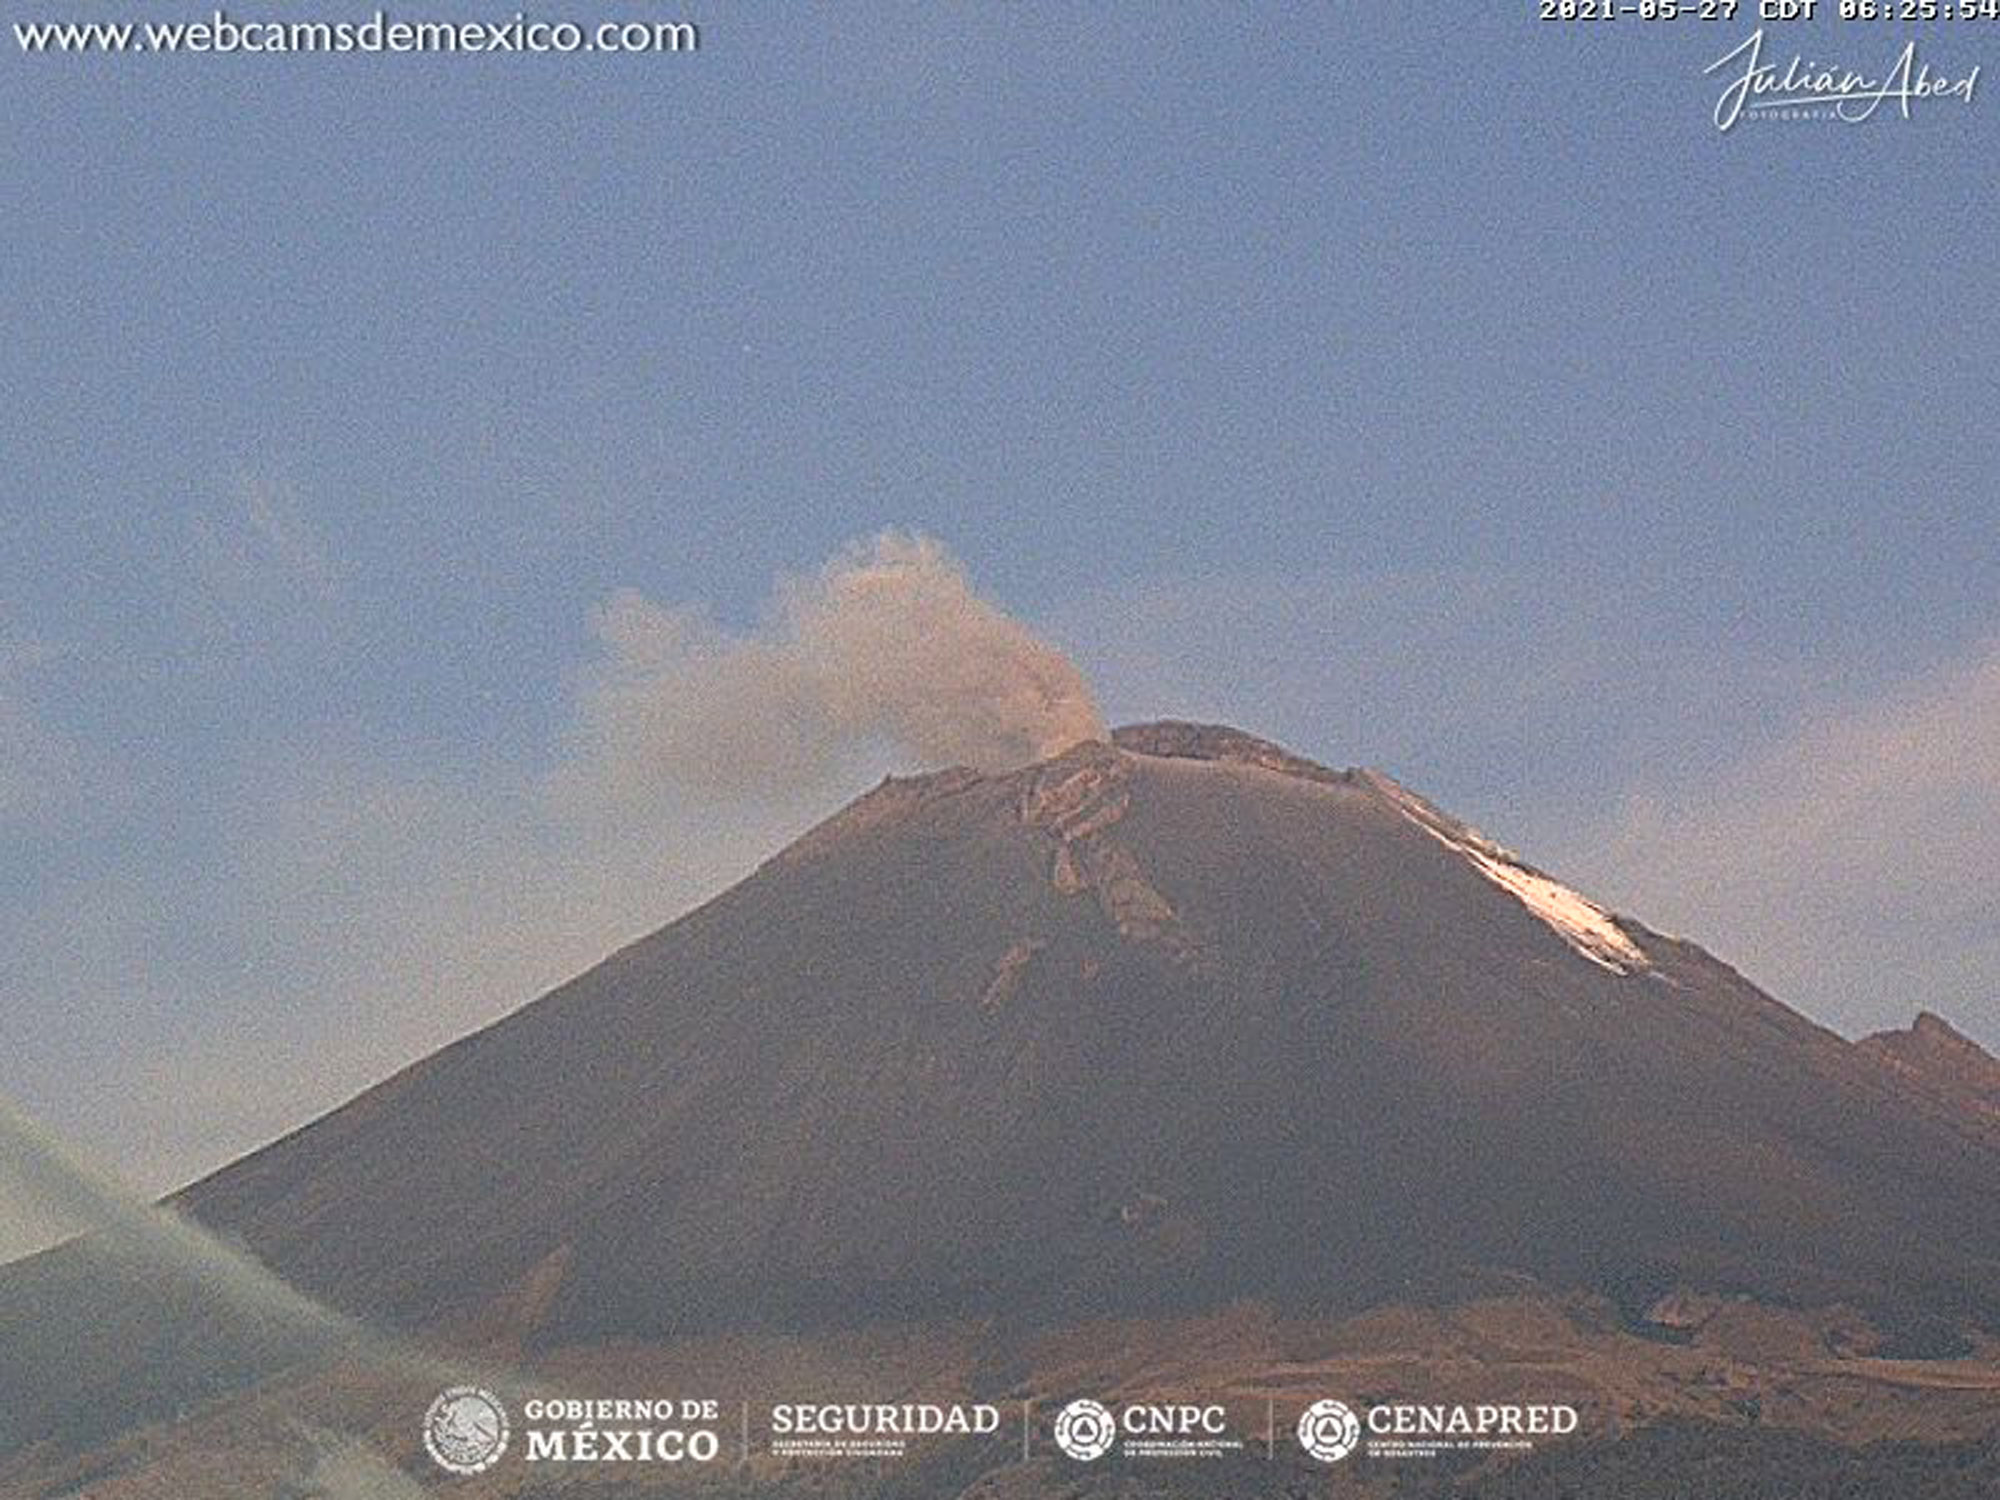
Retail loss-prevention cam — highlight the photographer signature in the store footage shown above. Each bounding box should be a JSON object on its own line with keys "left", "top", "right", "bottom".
{"left": 1706, "top": 29, "right": 1980, "bottom": 132}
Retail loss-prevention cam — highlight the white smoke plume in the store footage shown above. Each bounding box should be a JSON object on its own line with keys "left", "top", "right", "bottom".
{"left": 573, "top": 532, "right": 1105, "bottom": 797}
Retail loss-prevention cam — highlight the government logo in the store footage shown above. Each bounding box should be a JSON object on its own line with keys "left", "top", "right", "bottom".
{"left": 424, "top": 1385, "right": 510, "bottom": 1475}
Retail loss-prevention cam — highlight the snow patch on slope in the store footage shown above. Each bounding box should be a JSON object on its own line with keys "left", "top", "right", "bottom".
{"left": 1369, "top": 775, "right": 1649, "bottom": 976}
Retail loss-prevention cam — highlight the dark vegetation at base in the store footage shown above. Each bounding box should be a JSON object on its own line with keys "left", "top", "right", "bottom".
{"left": 1465, "top": 1424, "right": 2000, "bottom": 1500}
{"left": 0, "top": 1237, "right": 347, "bottom": 1459}
{"left": 472, "top": 1430, "right": 2000, "bottom": 1500}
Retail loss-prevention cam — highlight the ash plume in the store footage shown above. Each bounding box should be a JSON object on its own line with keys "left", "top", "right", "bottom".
{"left": 574, "top": 532, "right": 1104, "bottom": 797}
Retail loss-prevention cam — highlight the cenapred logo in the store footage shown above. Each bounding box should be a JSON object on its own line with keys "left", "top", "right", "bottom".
{"left": 1051, "top": 1398, "right": 1117, "bottom": 1461}
{"left": 424, "top": 1385, "right": 510, "bottom": 1475}
{"left": 1297, "top": 1398, "right": 1361, "bottom": 1464}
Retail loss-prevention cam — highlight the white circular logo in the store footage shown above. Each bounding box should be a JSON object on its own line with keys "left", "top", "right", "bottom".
{"left": 1297, "top": 1398, "right": 1361, "bottom": 1463}
{"left": 424, "top": 1386, "right": 509, "bottom": 1475}
{"left": 1052, "top": 1398, "right": 1117, "bottom": 1461}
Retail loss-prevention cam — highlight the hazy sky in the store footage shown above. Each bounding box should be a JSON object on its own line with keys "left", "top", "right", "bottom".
{"left": 3, "top": 6, "right": 1996, "bottom": 1195}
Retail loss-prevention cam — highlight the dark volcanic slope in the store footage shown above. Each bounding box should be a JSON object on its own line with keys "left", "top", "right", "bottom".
{"left": 141, "top": 721, "right": 2000, "bottom": 1348}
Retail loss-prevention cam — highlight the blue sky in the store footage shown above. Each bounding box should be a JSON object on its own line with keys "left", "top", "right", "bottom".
{"left": 3, "top": 4, "right": 1997, "bottom": 1196}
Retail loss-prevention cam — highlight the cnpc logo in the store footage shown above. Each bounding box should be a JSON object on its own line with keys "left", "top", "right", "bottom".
{"left": 1051, "top": 1399, "right": 1231, "bottom": 1460}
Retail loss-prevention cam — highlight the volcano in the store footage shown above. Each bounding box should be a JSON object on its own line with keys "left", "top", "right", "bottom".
{"left": 7, "top": 723, "right": 2000, "bottom": 1486}
{"left": 168, "top": 723, "right": 2000, "bottom": 1335}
